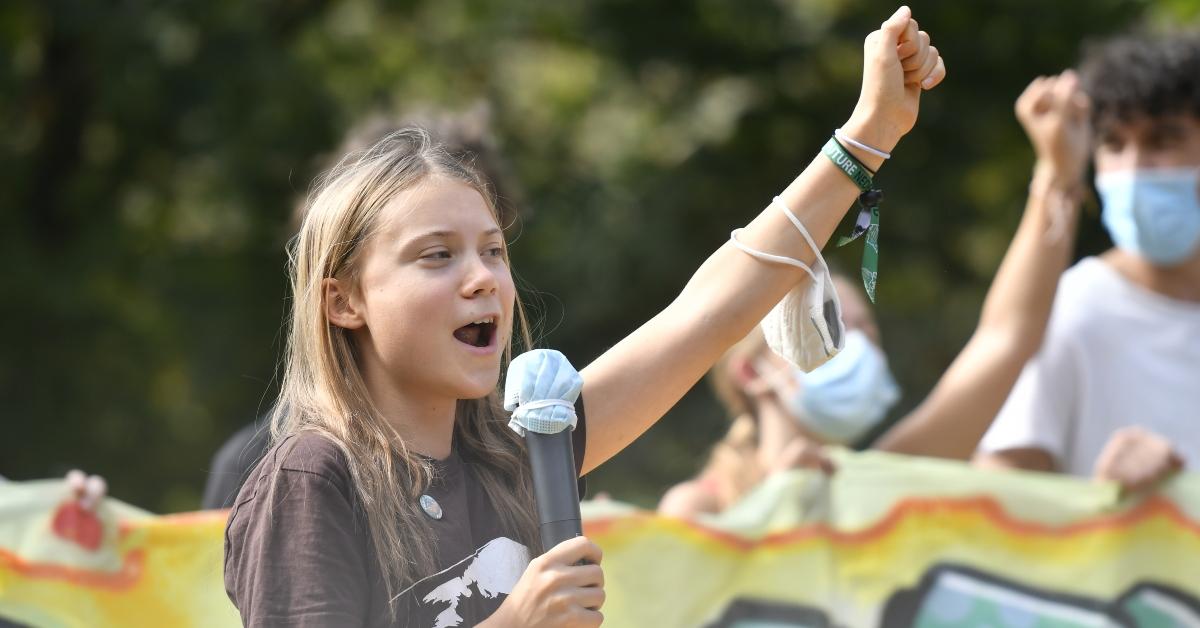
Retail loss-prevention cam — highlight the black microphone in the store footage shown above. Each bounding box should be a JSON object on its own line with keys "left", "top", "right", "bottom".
{"left": 503, "top": 349, "right": 585, "bottom": 554}
{"left": 524, "top": 429, "right": 583, "bottom": 552}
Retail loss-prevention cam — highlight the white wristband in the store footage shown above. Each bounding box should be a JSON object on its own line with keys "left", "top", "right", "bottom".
{"left": 834, "top": 128, "right": 891, "bottom": 160}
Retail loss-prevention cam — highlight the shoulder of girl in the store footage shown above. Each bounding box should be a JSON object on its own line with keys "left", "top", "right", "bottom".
{"left": 269, "top": 431, "right": 354, "bottom": 487}
{"left": 226, "top": 434, "right": 356, "bottom": 526}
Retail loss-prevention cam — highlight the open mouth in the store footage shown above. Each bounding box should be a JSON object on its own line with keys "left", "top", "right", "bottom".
{"left": 453, "top": 317, "right": 497, "bottom": 349}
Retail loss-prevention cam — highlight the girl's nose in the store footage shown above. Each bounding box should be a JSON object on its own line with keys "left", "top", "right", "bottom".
{"left": 461, "top": 254, "right": 499, "bottom": 297}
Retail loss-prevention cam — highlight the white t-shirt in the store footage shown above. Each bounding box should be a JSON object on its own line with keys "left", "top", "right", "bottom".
{"left": 978, "top": 256, "right": 1200, "bottom": 476}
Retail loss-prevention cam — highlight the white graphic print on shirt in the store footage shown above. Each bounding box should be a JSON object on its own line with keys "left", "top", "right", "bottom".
{"left": 398, "top": 537, "right": 531, "bottom": 627}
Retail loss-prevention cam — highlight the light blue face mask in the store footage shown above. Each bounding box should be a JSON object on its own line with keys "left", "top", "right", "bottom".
{"left": 1096, "top": 168, "right": 1200, "bottom": 266}
{"left": 785, "top": 329, "right": 900, "bottom": 444}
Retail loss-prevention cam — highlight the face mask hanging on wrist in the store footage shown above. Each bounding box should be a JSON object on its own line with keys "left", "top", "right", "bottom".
{"left": 730, "top": 196, "right": 846, "bottom": 372}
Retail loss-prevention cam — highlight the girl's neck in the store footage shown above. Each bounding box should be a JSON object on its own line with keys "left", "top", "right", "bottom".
{"left": 361, "top": 371, "right": 458, "bottom": 461}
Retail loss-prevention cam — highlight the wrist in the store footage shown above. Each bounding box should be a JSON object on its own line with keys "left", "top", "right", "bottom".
{"left": 1031, "top": 161, "right": 1085, "bottom": 200}
{"left": 844, "top": 115, "right": 902, "bottom": 172}
{"left": 840, "top": 110, "right": 902, "bottom": 154}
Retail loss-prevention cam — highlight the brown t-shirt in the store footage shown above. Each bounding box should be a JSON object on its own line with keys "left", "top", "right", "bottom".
{"left": 224, "top": 404, "right": 586, "bottom": 628}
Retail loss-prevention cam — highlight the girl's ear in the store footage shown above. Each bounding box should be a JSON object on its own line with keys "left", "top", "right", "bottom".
{"left": 323, "top": 278, "right": 366, "bottom": 330}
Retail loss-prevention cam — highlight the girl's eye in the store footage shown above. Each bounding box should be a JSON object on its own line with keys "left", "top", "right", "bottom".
{"left": 485, "top": 246, "right": 504, "bottom": 258}
{"left": 422, "top": 250, "right": 452, "bottom": 261}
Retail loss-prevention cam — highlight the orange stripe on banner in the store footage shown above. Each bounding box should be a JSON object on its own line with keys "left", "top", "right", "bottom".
{"left": 584, "top": 495, "right": 1200, "bottom": 552}
{"left": 0, "top": 548, "right": 145, "bottom": 590}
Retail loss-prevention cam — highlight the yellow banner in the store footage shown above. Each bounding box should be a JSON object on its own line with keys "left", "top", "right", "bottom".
{"left": 2, "top": 451, "right": 1198, "bottom": 627}
{"left": 585, "top": 451, "right": 1200, "bottom": 627}
{"left": 0, "top": 480, "right": 237, "bottom": 627}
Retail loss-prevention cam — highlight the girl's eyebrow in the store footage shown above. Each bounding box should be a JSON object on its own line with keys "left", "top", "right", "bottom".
{"left": 411, "top": 230, "right": 456, "bottom": 241}
{"left": 400, "top": 227, "right": 503, "bottom": 247}
{"left": 465, "top": 227, "right": 504, "bottom": 241}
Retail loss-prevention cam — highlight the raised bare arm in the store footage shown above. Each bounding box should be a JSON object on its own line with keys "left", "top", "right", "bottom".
{"left": 876, "top": 71, "right": 1090, "bottom": 460}
{"left": 579, "top": 7, "right": 946, "bottom": 474}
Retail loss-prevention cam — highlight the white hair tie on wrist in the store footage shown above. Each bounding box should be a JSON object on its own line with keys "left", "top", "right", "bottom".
{"left": 834, "top": 128, "right": 891, "bottom": 160}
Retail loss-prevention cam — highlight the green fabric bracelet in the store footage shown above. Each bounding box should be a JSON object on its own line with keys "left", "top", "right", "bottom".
{"left": 822, "top": 137, "right": 874, "bottom": 192}
{"left": 822, "top": 136, "right": 883, "bottom": 303}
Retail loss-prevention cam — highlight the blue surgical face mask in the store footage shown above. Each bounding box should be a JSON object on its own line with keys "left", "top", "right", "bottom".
{"left": 778, "top": 329, "right": 900, "bottom": 444}
{"left": 1096, "top": 168, "right": 1200, "bottom": 267}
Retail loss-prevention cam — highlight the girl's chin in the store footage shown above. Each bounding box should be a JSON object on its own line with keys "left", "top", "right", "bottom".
{"left": 458, "top": 386, "right": 497, "bottom": 400}
{"left": 456, "top": 374, "right": 502, "bottom": 400}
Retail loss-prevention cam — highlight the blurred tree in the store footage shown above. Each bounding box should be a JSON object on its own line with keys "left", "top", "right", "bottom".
{"left": 0, "top": 0, "right": 1170, "bottom": 511}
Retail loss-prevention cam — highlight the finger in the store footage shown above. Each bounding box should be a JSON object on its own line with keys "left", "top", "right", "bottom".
{"left": 905, "top": 45, "right": 938, "bottom": 85}
{"left": 1092, "top": 449, "right": 1122, "bottom": 483}
{"left": 66, "top": 469, "right": 87, "bottom": 496}
{"left": 571, "top": 608, "right": 603, "bottom": 628}
{"left": 1015, "top": 77, "right": 1047, "bottom": 120}
{"left": 543, "top": 535, "right": 588, "bottom": 563}
{"left": 921, "top": 54, "right": 946, "bottom": 90}
{"left": 1034, "top": 90, "right": 1056, "bottom": 116}
{"left": 1014, "top": 77, "right": 1040, "bottom": 116}
{"left": 899, "top": 17, "right": 919, "bottom": 46}
{"left": 1049, "top": 72, "right": 1080, "bottom": 107}
{"left": 1055, "top": 74, "right": 1090, "bottom": 122}
{"left": 545, "top": 536, "right": 603, "bottom": 566}
{"left": 1118, "top": 459, "right": 1173, "bottom": 494}
{"left": 819, "top": 454, "right": 837, "bottom": 475}
{"left": 1022, "top": 75, "right": 1049, "bottom": 96}
{"left": 900, "top": 31, "right": 930, "bottom": 70}
{"left": 1020, "top": 76, "right": 1050, "bottom": 103}
{"left": 1028, "top": 76, "right": 1056, "bottom": 114}
{"left": 896, "top": 38, "right": 919, "bottom": 60}
{"left": 1057, "top": 68, "right": 1079, "bottom": 89}
{"left": 81, "top": 475, "right": 107, "bottom": 510}
{"left": 1024, "top": 75, "right": 1048, "bottom": 93}
{"left": 879, "top": 6, "right": 913, "bottom": 46}
{"left": 581, "top": 539, "right": 602, "bottom": 565}
{"left": 564, "top": 563, "right": 605, "bottom": 589}
{"left": 1119, "top": 475, "right": 1154, "bottom": 495}
{"left": 573, "top": 585, "right": 607, "bottom": 611}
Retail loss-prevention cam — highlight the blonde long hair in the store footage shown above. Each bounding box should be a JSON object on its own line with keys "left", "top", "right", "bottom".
{"left": 269, "top": 128, "right": 539, "bottom": 610}
{"left": 698, "top": 331, "right": 771, "bottom": 507}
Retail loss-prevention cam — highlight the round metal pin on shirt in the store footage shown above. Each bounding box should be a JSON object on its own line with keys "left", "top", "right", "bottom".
{"left": 419, "top": 494, "right": 443, "bottom": 520}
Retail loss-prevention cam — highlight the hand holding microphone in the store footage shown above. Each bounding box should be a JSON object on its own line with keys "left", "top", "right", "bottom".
{"left": 492, "top": 350, "right": 606, "bottom": 626}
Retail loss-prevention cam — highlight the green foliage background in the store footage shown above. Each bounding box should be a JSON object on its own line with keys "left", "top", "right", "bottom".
{"left": 2, "top": 0, "right": 1196, "bottom": 512}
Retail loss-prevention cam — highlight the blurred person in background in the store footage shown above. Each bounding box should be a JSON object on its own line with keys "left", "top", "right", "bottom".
{"left": 975, "top": 32, "right": 1200, "bottom": 494}
{"left": 658, "top": 273, "right": 880, "bottom": 517}
{"left": 661, "top": 69, "right": 1091, "bottom": 518}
